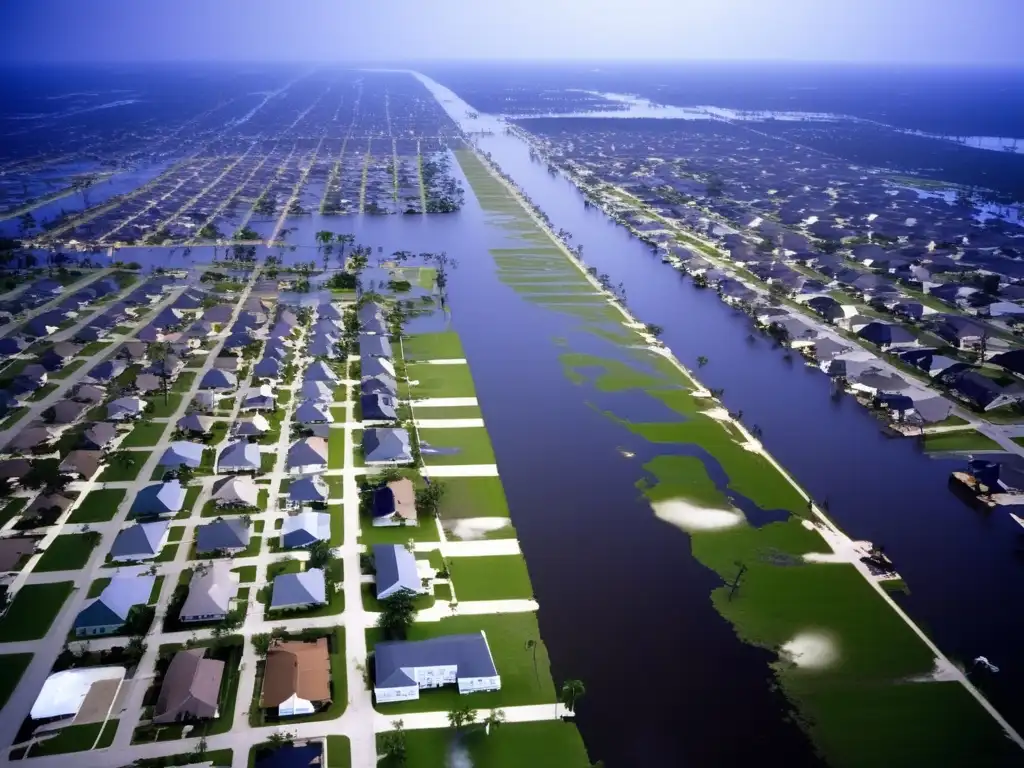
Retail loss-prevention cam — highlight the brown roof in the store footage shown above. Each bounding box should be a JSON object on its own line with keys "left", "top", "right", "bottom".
{"left": 388, "top": 479, "right": 417, "bottom": 523}
{"left": 0, "top": 537, "right": 38, "bottom": 571}
{"left": 153, "top": 649, "right": 224, "bottom": 723}
{"left": 59, "top": 450, "right": 103, "bottom": 478}
{"left": 260, "top": 638, "right": 331, "bottom": 708}
{"left": 24, "top": 492, "right": 75, "bottom": 519}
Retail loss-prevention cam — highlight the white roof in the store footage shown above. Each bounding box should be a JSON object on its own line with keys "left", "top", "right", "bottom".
{"left": 30, "top": 666, "right": 125, "bottom": 720}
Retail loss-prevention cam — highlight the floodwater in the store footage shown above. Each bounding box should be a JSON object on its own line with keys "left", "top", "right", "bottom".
{"left": 54, "top": 81, "right": 1024, "bottom": 765}
{"left": 417, "top": 75, "right": 1024, "bottom": 760}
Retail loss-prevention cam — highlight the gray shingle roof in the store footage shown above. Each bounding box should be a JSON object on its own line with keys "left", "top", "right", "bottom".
{"left": 218, "top": 440, "right": 261, "bottom": 471}
{"left": 281, "top": 511, "right": 330, "bottom": 547}
{"left": 373, "top": 544, "right": 421, "bottom": 599}
{"left": 270, "top": 569, "right": 327, "bottom": 609}
{"left": 110, "top": 521, "right": 170, "bottom": 559}
{"left": 375, "top": 632, "right": 497, "bottom": 689}
{"left": 196, "top": 518, "right": 250, "bottom": 553}
{"left": 363, "top": 429, "right": 411, "bottom": 463}
{"left": 180, "top": 563, "right": 238, "bottom": 619}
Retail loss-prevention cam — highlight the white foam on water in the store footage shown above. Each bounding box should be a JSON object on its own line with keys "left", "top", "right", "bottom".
{"left": 447, "top": 517, "right": 511, "bottom": 541}
{"left": 651, "top": 498, "right": 744, "bottom": 532}
{"left": 780, "top": 631, "right": 839, "bottom": 670}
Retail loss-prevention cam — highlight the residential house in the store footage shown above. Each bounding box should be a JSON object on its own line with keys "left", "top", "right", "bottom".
{"left": 280, "top": 511, "right": 330, "bottom": 548}
{"left": 21, "top": 491, "right": 74, "bottom": 525}
{"left": 107, "top": 397, "right": 147, "bottom": 421}
{"left": 361, "top": 374, "right": 397, "bottom": 398}
{"left": 153, "top": 649, "right": 224, "bottom": 724}
{"left": 299, "top": 381, "right": 334, "bottom": 402}
{"left": 295, "top": 402, "right": 332, "bottom": 425}
{"left": 362, "top": 429, "right": 412, "bottom": 465}
{"left": 856, "top": 322, "right": 920, "bottom": 350}
{"left": 0, "top": 538, "right": 38, "bottom": 572}
{"left": 73, "top": 384, "right": 107, "bottom": 405}
{"left": 372, "top": 478, "right": 417, "bottom": 527}
{"left": 73, "top": 575, "right": 154, "bottom": 636}
{"left": 218, "top": 439, "right": 262, "bottom": 473}
{"left": 177, "top": 413, "right": 214, "bottom": 435}
{"left": 134, "top": 374, "right": 163, "bottom": 394}
{"left": 131, "top": 481, "right": 187, "bottom": 517}
{"left": 374, "top": 632, "right": 500, "bottom": 703}
{"left": 254, "top": 746, "right": 322, "bottom": 768}
{"left": 241, "top": 385, "right": 277, "bottom": 412}
{"left": 932, "top": 316, "right": 986, "bottom": 350}
{"left": 270, "top": 569, "right": 327, "bottom": 611}
{"left": 373, "top": 544, "right": 426, "bottom": 599}
{"left": 7, "top": 425, "right": 58, "bottom": 453}
{"left": 940, "top": 369, "right": 1024, "bottom": 412}
{"left": 81, "top": 422, "right": 118, "bottom": 450}
{"left": 59, "top": 450, "right": 103, "bottom": 480}
{"left": 234, "top": 414, "right": 270, "bottom": 437}
{"left": 86, "top": 360, "right": 127, "bottom": 384}
{"left": 196, "top": 518, "right": 250, "bottom": 555}
{"left": 359, "top": 334, "right": 392, "bottom": 359}
{"left": 159, "top": 441, "right": 207, "bottom": 469}
{"left": 253, "top": 358, "right": 283, "bottom": 382}
{"left": 304, "top": 361, "right": 339, "bottom": 384}
{"left": 287, "top": 476, "right": 329, "bottom": 508}
{"left": 30, "top": 667, "right": 126, "bottom": 722}
{"left": 211, "top": 476, "right": 260, "bottom": 507}
{"left": 200, "top": 369, "right": 237, "bottom": 391}
{"left": 109, "top": 521, "right": 170, "bottom": 561}
{"left": 286, "top": 438, "right": 328, "bottom": 474}
{"left": 180, "top": 562, "right": 239, "bottom": 622}
{"left": 260, "top": 639, "right": 332, "bottom": 717}
{"left": 361, "top": 393, "right": 397, "bottom": 422}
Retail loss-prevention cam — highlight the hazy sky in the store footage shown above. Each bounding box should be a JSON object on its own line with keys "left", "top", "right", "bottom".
{"left": 4, "top": 0, "right": 1023, "bottom": 65}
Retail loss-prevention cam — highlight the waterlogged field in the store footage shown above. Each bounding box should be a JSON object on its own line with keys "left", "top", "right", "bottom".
{"left": 452, "top": 146, "right": 1023, "bottom": 766}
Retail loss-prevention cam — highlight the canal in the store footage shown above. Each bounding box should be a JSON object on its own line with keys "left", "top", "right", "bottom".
{"left": 416, "top": 74, "right": 1024, "bottom": 760}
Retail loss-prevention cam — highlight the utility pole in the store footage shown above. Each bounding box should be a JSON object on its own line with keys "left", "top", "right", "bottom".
{"left": 727, "top": 561, "right": 747, "bottom": 602}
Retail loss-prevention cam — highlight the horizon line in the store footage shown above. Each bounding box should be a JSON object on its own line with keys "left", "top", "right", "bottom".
{"left": 1, "top": 58, "right": 1022, "bottom": 68}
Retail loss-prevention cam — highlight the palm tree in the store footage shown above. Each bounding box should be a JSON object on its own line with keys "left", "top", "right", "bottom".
{"left": 149, "top": 340, "right": 173, "bottom": 406}
{"left": 483, "top": 709, "right": 506, "bottom": 736}
{"left": 697, "top": 355, "right": 709, "bottom": 368}
{"left": 525, "top": 639, "right": 539, "bottom": 685}
{"left": 560, "top": 679, "right": 586, "bottom": 713}
{"left": 377, "top": 590, "right": 417, "bottom": 640}
{"left": 446, "top": 702, "right": 477, "bottom": 730}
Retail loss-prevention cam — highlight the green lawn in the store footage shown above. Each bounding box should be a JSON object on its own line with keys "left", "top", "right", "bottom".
{"left": 0, "top": 582, "right": 74, "bottom": 641}
{"left": 447, "top": 555, "right": 534, "bottom": 601}
{"left": 24, "top": 720, "right": 117, "bottom": 756}
{"left": 359, "top": 516, "right": 440, "bottom": 546}
{"left": 87, "top": 578, "right": 112, "bottom": 598}
{"left": 923, "top": 430, "right": 1003, "bottom": 453}
{"left": 51, "top": 360, "right": 86, "bottom": 379}
{"left": 406, "top": 362, "right": 476, "bottom": 398}
{"left": 0, "top": 654, "right": 32, "bottom": 710}
{"left": 326, "top": 735, "right": 351, "bottom": 768}
{"left": 418, "top": 427, "right": 495, "bottom": 465}
{"left": 232, "top": 566, "right": 256, "bottom": 583}
{"left": 121, "top": 422, "right": 168, "bottom": 448}
{"left": 68, "top": 489, "right": 126, "bottom": 523}
{"left": 402, "top": 332, "right": 465, "bottom": 361}
{"left": 329, "top": 432, "right": 345, "bottom": 469}
{"left": 435, "top": 477, "right": 509, "bottom": 519}
{"left": 146, "top": 394, "right": 184, "bottom": 418}
{"left": 369, "top": 613, "right": 554, "bottom": 713}
{"left": 378, "top": 721, "right": 590, "bottom": 768}
{"left": 35, "top": 533, "right": 99, "bottom": 572}
{"left": 414, "top": 405, "right": 483, "bottom": 420}
{"left": 99, "top": 453, "right": 147, "bottom": 482}
{"left": 0, "top": 497, "right": 29, "bottom": 528}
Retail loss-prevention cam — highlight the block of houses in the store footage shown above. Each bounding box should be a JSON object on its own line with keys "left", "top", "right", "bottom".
{"left": 270, "top": 569, "right": 327, "bottom": 611}
{"left": 180, "top": 562, "right": 238, "bottom": 622}
{"left": 374, "top": 632, "right": 500, "bottom": 703}
{"left": 153, "top": 649, "right": 224, "bottom": 723}
{"left": 261, "top": 639, "right": 331, "bottom": 717}
{"left": 74, "top": 575, "right": 155, "bottom": 636}
{"left": 110, "top": 521, "right": 170, "bottom": 561}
